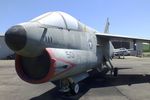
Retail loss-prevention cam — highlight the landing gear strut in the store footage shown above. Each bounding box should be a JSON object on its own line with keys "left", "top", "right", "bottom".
{"left": 104, "top": 58, "right": 118, "bottom": 77}
{"left": 113, "top": 67, "right": 118, "bottom": 77}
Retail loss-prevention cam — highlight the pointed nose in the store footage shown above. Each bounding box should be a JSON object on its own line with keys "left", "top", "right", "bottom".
{"left": 5, "top": 25, "right": 27, "bottom": 51}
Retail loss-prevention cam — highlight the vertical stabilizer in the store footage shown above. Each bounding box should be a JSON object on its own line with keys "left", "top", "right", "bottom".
{"left": 104, "top": 18, "right": 110, "bottom": 33}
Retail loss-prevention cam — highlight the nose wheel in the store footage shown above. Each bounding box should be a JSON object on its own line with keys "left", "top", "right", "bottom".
{"left": 70, "top": 83, "right": 79, "bottom": 95}
{"left": 59, "top": 79, "right": 80, "bottom": 95}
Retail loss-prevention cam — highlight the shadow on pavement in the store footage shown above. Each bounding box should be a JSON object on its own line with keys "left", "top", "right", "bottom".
{"left": 31, "top": 73, "right": 150, "bottom": 100}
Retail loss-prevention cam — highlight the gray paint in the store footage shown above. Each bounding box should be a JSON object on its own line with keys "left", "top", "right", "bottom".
{"left": 4, "top": 11, "right": 150, "bottom": 85}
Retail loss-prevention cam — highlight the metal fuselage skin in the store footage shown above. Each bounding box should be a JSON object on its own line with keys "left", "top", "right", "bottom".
{"left": 18, "top": 22, "right": 97, "bottom": 57}
{"left": 5, "top": 12, "right": 114, "bottom": 84}
{"left": 18, "top": 22, "right": 98, "bottom": 82}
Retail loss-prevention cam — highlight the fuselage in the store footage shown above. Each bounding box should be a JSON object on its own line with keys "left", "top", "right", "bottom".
{"left": 6, "top": 12, "right": 98, "bottom": 57}
{"left": 5, "top": 11, "right": 114, "bottom": 83}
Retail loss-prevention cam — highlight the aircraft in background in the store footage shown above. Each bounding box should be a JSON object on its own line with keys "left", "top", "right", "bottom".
{"left": 5, "top": 11, "right": 150, "bottom": 95}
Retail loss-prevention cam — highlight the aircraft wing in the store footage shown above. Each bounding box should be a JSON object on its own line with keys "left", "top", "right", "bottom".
{"left": 96, "top": 32, "right": 150, "bottom": 42}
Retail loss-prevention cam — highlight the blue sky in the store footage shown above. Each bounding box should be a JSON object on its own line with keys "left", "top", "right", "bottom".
{"left": 0, "top": 0, "right": 150, "bottom": 38}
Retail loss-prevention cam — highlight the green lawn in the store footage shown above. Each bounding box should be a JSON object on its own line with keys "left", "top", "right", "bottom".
{"left": 143, "top": 44, "right": 150, "bottom": 52}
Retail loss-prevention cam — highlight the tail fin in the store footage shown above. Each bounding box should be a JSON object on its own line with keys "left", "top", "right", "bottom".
{"left": 104, "top": 18, "right": 110, "bottom": 33}
{"left": 103, "top": 18, "right": 114, "bottom": 59}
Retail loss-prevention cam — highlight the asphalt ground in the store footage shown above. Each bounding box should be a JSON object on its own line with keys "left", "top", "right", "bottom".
{"left": 0, "top": 56, "right": 150, "bottom": 100}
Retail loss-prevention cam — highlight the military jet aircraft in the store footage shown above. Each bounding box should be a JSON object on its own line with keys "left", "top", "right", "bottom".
{"left": 5, "top": 11, "right": 150, "bottom": 95}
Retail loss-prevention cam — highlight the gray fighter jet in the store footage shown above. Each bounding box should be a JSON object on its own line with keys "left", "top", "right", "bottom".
{"left": 5, "top": 11, "right": 150, "bottom": 95}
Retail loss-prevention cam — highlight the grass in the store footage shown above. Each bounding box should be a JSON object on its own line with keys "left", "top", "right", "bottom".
{"left": 143, "top": 44, "right": 150, "bottom": 57}
{"left": 143, "top": 44, "right": 150, "bottom": 52}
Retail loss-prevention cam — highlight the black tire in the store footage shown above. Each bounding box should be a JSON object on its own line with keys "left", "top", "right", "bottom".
{"left": 70, "top": 83, "right": 79, "bottom": 95}
{"left": 114, "top": 68, "right": 118, "bottom": 77}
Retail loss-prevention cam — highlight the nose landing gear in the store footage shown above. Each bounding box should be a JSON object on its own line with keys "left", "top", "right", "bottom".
{"left": 70, "top": 83, "right": 79, "bottom": 95}
{"left": 59, "top": 79, "right": 80, "bottom": 95}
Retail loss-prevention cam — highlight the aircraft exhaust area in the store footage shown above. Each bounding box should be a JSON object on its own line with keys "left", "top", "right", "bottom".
{"left": 0, "top": 56, "right": 150, "bottom": 100}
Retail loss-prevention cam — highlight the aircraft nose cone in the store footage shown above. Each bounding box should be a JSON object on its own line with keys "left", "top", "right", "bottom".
{"left": 5, "top": 25, "right": 27, "bottom": 51}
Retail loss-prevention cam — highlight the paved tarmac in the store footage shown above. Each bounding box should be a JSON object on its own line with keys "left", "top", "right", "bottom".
{"left": 0, "top": 56, "right": 150, "bottom": 100}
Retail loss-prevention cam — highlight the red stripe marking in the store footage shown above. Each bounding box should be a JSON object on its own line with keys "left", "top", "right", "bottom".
{"left": 46, "top": 48, "right": 76, "bottom": 77}
{"left": 15, "top": 49, "right": 56, "bottom": 84}
{"left": 54, "top": 58, "right": 76, "bottom": 77}
{"left": 15, "top": 48, "right": 76, "bottom": 84}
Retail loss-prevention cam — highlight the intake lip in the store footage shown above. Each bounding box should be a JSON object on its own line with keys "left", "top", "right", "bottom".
{"left": 5, "top": 25, "right": 27, "bottom": 51}
{"left": 15, "top": 49, "right": 56, "bottom": 84}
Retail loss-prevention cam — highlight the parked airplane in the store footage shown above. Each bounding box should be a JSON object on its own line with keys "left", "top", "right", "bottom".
{"left": 5, "top": 11, "right": 150, "bottom": 95}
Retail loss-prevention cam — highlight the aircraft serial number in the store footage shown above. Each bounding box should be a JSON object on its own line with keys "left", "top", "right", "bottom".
{"left": 65, "top": 51, "right": 75, "bottom": 59}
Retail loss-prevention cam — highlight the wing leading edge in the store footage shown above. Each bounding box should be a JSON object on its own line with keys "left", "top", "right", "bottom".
{"left": 96, "top": 32, "right": 150, "bottom": 42}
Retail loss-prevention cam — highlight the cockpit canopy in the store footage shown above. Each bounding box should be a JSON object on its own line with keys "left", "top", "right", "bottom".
{"left": 31, "top": 11, "right": 97, "bottom": 33}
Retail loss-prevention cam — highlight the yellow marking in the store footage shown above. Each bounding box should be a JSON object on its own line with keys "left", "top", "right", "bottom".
{"left": 84, "top": 25, "right": 86, "bottom": 32}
